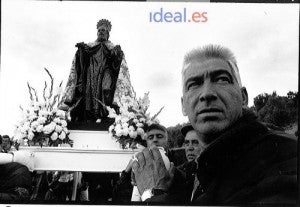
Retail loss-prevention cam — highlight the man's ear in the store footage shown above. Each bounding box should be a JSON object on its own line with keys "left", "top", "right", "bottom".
{"left": 181, "top": 97, "right": 187, "bottom": 116}
{"left": 241, "top": 87, "right": 248, "bottom": 107}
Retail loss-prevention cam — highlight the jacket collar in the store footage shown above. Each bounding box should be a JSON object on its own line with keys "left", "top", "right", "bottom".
{"left": 197, "top": 109, "right": 268, "bottom": 175}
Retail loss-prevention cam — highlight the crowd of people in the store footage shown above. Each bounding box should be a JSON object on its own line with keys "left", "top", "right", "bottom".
{"left": 0, "top": 44, "right": 297, "bottom": 205}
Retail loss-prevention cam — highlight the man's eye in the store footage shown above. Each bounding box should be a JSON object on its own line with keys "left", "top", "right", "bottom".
{"left": 183, "top": 141, "right": 189, "bottom": 145}
{"left": 187, "top": 82, "right": 199, "bottom": 90}
{"left": 215, "top": 76, "right": 231, "bottom": 83}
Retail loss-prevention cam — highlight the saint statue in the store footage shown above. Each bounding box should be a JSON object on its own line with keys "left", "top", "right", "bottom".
{"left": 61, "top": 19, "right": 132, "bottom": 123}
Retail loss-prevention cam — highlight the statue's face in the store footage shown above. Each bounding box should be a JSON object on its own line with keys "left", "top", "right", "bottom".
{"left": 97, "top": 25, "right": 109, "bottom": 42}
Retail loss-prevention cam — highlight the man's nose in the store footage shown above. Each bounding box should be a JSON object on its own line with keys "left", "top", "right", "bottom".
{"left": 199, "top": 82, "right": 217, "bottom": 102}
{"left": 187, "top": 143, "right": 194, "bottom": 151}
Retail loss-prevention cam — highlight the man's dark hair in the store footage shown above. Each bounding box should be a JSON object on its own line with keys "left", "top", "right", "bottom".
{"left": 1, "top": 135, "right": 12, "bottom": 145}
{"left": 146, "top": 123, "right": 168, "bottom": 134}
{"left": 181, "top": 123, "right": 194, "bottom": 137}
{"left": 0, "top": 135, "right": 2, "bottom": 144}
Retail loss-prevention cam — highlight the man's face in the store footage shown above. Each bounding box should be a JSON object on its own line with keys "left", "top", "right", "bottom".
{"left": 146, "top": 129, "right": 168, "bottom": 148}
{"left": 183, "top": 130, "right": 203, "bottom": 162}
{"left": 182, "top": 58, "right": 247, "bottom": 144}
{"left": 97, "top": 25, "right": 109, "bottom": 42}
{"left": 2, "top": 138, "right": 11, "bottom": 151}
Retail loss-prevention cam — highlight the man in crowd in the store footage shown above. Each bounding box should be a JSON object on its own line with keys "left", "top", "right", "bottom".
{"left": 0, "top": 135, "right": 33, "bottom": 201}
{"left": 132, "top": 44, "right": 297, "bottom": 205}
{"left": 1, "top": 135, "right": 12, "bottom": 153}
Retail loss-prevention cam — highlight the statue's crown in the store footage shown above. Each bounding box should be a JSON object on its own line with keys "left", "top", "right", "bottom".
{"left": 97, "top": 19, "right": 112, "bottom": 32}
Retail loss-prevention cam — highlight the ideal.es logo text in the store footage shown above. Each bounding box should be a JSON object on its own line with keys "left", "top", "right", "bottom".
{"left": 149, "top": 8, "right": 208, "bottom": 23}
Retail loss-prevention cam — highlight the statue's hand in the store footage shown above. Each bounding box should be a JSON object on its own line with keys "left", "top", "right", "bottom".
{"left": 76, "top": 42, "right": 89, "bottom": 50}
{"left": 112, "top": 45, "right": 124, "bottom": 58}
{"left": 58, "top": 103, "right": 70, "bottom": 111}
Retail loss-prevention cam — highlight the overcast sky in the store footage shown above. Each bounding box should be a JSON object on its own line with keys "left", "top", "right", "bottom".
{"left": 0, "top": 1, "right": 298, "bottom": 136}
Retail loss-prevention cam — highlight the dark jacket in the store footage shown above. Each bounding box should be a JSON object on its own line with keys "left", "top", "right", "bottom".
{"left": 149, "top": 111, "right": 298, "bottom": 205}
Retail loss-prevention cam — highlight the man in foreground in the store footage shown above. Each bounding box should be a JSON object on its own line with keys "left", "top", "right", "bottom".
{"left": 132, "top": 45, "right": 297, "bottom": 205}
{"left": 0, "top": 136, "right": 33, "bottom": 201}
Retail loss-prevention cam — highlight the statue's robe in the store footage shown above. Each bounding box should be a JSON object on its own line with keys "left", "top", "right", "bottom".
{"left": 63, "top": 40, "right": 132, "bottom": 122}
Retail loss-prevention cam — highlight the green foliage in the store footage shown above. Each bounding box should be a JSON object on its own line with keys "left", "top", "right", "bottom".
{"left": 253, "top": 91, "right": 298, "bottom": 129}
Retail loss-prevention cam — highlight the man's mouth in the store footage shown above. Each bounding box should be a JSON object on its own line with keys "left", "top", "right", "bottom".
{"left": 198, "top": 108, "right": 223, "bottom": 114}
{"left": 187, "top": 154, "right": 196, "bottom": 159}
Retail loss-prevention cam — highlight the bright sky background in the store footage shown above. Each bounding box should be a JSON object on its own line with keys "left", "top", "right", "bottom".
{"left": 0, "top": 1, "right": 298, "bottom": 136}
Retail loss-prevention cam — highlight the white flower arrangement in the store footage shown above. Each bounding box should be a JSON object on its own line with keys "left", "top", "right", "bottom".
{"left": 106, "top": 91, "right": 164, "bottom": 149}
{"left": 14, "top": 68, "right": 72, "bottom": 147}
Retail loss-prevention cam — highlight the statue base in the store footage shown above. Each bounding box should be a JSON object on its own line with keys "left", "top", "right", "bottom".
{"left": 67, "top": 118, "right": 121, "bottom": 150}
{"left": 67, "top": 118, "right": 114, "bottom": 131}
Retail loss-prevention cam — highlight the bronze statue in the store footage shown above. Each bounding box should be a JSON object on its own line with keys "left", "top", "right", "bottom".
{"left": 61, "top": 19, "right": 132, "bottom": 123}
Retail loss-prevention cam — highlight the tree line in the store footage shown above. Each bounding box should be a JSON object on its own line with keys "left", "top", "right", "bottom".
{"left": 167, "top": 91, "right": 298, "bottom": 148}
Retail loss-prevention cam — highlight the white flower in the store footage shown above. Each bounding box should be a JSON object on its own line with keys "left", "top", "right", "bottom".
{"left": 51, "top": 132, "right": 58, "bottom": 141}
{"left": 108, "top": 125, "right": 115, "bottom": 132}
{"left": 55, "top": 125, "right": 63, "bottom": 133}
{"left": 39, "top": 110, "right": 49, "bottom": 117}
{"left": 129, "top": 131, "right": 138, "bottom": 139}
{"left": 37, "top": 117, "right": 47, "bottom": 124}
{"left": 43, "top": 122, "right": 56, "bottom": 134}
{"left": 121, "top": 117, "right": 129, "bottom": 123}
{"left": 107, "top": 107, "right": 117, "bottom": 118}
{"left": 122, "top": 122, "right": 129, "bottom": 128}
{"left": 61, "top": 120, "right": 67, "bottom": 127}
{"left": 31, "top": 121, "right": 39, "bottom": 129}
{"left": 56, "top": 110, "right": 66, "bottom": 118}
{"left": 53, "top": 118, "right": 61, "bottom": 124}
{"left": 36, "top": 125, "right": 44, "bottom": 133}
{"left": 63, "top": 127, "right": 68, "bottom": 134}
{"left": 115, "top": 123, "right": 122, "bottom": 131}
{"left": 122, "top": 128, "right": 129, "bottom": 136}
{"left": 115, "top": 130, "right": 122, "bottom": 137}
{"left": 128, "top": 112, "right": 135, "bottom": 119}
{"left": 136, "top": 123, "right": 144, "bottom": 128}
{"left": 139, "top": 118, "right": 146, "bottom": 123}
{"left": 137, "top": 128, "right": 145, "bottom": 136}
{"left": 28, "top": 131, "right": 34, "bottom": 140}
{"left": 128, "top": 126, "right": 135, "bottom": 131}
{"left": 133, "top": 118, "right": 139, "bottom": 124}
{"left": 58, "top": 131, "right": 66, "bottom": 140}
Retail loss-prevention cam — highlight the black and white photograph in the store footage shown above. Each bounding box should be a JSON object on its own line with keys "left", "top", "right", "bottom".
{"left": 0, "top": 0, "right": 298, "bottom": 205}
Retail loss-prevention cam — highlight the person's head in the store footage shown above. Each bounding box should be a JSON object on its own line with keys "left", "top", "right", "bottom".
{"left": 96, "top": 19, "right": 111, "bottom": 42}
{"left": 144, "top": 123, "right": 168, "bottom": 148}
{"left": 181, "top": 124, "right": 204, "bottom": 162}
{"left": 181, "top": 45, "right": 248, "bottom": 145}
{"left": 1, "top": 135, "right": 11, "bottom": 152}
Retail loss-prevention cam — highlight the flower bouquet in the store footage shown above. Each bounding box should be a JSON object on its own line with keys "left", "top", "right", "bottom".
{"left": 105, "top": 91, "right": 164, "bottom": 149}
{"left": 14, "top": 68, "right": 72, "bottom": 148}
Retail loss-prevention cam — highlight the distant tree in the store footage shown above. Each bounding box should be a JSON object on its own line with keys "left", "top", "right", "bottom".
{"left": 253, "top": 93, "right": 270, "bottom": 112}
{"left": 253, "top": 91, "right": 298, "bottom": 129}
{"left": 167, "top": 123, "right": 187, "bottom": 148}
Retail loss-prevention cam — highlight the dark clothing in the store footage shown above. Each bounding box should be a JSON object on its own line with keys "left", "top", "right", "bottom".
{"left": 0, "top": 162, "right": 32, "bottom": 201}
{"left": 149, "top": 111, "right": 297, "bottom": 205}
{"left": 66, "top": 42, "right": 123, "bottom": 122}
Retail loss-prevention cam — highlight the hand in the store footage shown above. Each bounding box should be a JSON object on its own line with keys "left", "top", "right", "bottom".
{"left": 13, "top": 150, "right": 35, "bottom": 172}
{"left": 58, "top": 103, "right": 69, "bottom": 111}
{"left": 132, "top": 146, "right": 175, "bottom": 196}
{"left": 112, "top": 45, "right": 124, "bottom": 57}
